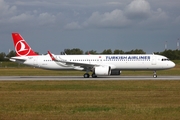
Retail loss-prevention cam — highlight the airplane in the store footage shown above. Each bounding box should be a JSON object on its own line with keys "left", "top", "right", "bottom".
{"left": 9, "top": 33, "right": 175, "bottom": 78}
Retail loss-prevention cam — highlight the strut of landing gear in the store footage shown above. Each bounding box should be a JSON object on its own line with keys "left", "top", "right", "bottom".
{"left": 84, "top": 73, "right": 90, "bottom": 78}
{"left": 153, "top": 70, "right": 157, "bottom": 78}
{"left": 92, "top": 73, "right": 97, "bottom": 78}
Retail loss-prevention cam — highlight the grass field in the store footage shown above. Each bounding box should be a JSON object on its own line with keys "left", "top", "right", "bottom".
{"left": 0, "top": 81, "right": 180, "bottom": 120}
{"left": 0, "top": 61, "right": 180, "bottom": 119}
{"left": 0, "top": 80, "right": 180, "bottom": 120}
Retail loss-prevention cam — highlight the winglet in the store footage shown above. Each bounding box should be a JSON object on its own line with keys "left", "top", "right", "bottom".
{"left": 48, "top": 51, "right": 56, "bottom": 61}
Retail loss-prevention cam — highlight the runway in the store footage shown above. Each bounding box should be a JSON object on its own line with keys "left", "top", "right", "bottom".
{"left": 0, "top": 76, "right": 180, "bottom": 81}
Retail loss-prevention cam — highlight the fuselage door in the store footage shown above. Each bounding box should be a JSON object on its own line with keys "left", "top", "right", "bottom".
{"left": 33, "top": 57, "right": 39, "bottom": 67}
{"left": 151, "top": 55, "right": 156, "bottom": 65}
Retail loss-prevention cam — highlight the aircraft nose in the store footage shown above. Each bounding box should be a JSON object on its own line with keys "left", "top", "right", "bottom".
{"left": 170, "top": 61, "right": 175, "bottom": 68}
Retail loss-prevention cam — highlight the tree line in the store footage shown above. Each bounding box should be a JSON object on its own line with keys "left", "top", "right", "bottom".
{"left": 0, "top": 49, "right": 180, "bottom": 61}
{"left": 65, "top": 48, "right": 180, "bottom": 60}
{"left": 63, "top": 48, "right": 146, "bottom": 55}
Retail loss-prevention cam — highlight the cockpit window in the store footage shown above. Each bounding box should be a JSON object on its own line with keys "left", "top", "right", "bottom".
{"left": 162, "top": 59, "right": 169, "bottom": 61}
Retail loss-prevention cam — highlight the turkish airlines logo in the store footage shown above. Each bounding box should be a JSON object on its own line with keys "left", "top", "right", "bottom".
{"left": 15, "top": 40, "right": 31, "bottom": 56}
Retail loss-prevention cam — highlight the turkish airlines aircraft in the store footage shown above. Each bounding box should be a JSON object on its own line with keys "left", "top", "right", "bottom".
{"left": 10, "top": 33, "right": 175, "bottom": 78}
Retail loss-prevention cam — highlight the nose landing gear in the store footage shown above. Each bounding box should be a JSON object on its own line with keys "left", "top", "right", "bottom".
{"left": 153, "top": 70, "right": 157, "bottom": 78}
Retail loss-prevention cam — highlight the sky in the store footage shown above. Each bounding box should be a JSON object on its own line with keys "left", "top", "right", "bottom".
{"left": 0, "top": 0, "right": 180, "bottom": 54}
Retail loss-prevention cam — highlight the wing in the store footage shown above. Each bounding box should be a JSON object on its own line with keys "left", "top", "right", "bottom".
{"left": 48, "top": 51, "right": 99, "bottom": 68}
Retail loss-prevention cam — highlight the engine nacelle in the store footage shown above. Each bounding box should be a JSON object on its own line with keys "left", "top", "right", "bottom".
{"left": 110, "top": 70, "right": 122, "bottom": 75}
{"left": 94, "top": 66, "right": 111, "bottom": 75}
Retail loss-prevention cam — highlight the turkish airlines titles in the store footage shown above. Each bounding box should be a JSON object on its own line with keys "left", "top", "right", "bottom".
{"left": 106, "top": 56, "right": 151, "bottom": 60}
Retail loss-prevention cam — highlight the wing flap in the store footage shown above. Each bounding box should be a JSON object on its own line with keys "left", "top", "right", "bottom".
{"left": 63, "top": 61, "right": 98, "bottom": 67}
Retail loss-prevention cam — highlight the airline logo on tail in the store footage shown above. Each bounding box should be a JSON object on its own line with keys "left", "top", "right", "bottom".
{"left": 12, "top": 33, "right": 38, "bottom": 56}
{"left": 15, "top": 40, "right": 31, "bottom": 56}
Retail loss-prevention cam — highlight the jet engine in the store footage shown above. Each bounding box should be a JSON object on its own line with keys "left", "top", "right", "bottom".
{"left": 94, "top": 66, "right": 111, "bottom": 75}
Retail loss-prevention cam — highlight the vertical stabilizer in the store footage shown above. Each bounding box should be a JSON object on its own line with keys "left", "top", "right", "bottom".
{"left": 12, "top": 33, "right": 38, "bottom": 56}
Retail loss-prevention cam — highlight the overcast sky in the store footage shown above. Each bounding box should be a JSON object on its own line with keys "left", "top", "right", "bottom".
{"left": 0, "top": 0, "right": 180, "bottom": 54}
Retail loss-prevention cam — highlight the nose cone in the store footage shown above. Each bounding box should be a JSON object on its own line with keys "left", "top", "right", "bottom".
{"left": 169, "top": 61, "right": 175, "bottom": 68}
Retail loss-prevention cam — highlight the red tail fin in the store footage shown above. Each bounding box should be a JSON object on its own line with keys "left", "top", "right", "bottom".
{"left": 12, "top": 33, "right": 38, "bottom": 56}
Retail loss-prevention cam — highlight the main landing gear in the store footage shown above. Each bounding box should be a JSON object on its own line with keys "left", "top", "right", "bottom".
{"left": 83, "top": 73, "right": 97, "bottom": 78}
{"left": 91, "top": 73, "right": 97, "bottom": 78}
{"left": 83, "top": 73, "right": 90, "bottom": 78}
{"left": 153, "top": 70, "right": 157, "bottom": 78}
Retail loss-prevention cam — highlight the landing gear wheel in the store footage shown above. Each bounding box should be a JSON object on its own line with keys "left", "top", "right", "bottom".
{"left": 153, "top": 70, "right": 157, "bottom": 78}
{"left": 153, "top": 74, "right": 157, "bottom": 78}
{"left": 92, "top": 73, "right": 97, "bottom": 78}
{"left": 84, "top": 73, "right": 90, "bottom": 78}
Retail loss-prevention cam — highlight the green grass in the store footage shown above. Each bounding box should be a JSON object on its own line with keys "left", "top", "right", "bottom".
{"left": 0, "top": 68, "right": 85, "bottom": 76}
{"left": 0, "top": 61, "right": 179, "bottom": 119}
{"left": 0, "top": 81, "right": 180, "bottom": 120}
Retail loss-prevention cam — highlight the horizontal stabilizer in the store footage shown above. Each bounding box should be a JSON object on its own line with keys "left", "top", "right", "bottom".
{"left": 9, "top": 57, "right": 26, "bottom": 62}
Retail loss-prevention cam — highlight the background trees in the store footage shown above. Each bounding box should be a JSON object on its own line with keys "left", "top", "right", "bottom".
{"left": 0, "top": 49, "right": 180, "bottom": 60}
{"left": 64, "top": 48, "right": 83, "bottom": 55}
{"left": 0, "top": 52, "right": 6, "bottom": 61}
{"left": 154, "top": 50, "right": 180, "bottom": 60}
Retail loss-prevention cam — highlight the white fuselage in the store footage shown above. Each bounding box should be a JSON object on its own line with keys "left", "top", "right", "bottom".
{"left": 10, "top": 54, "right": 175, "bottom": 71}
